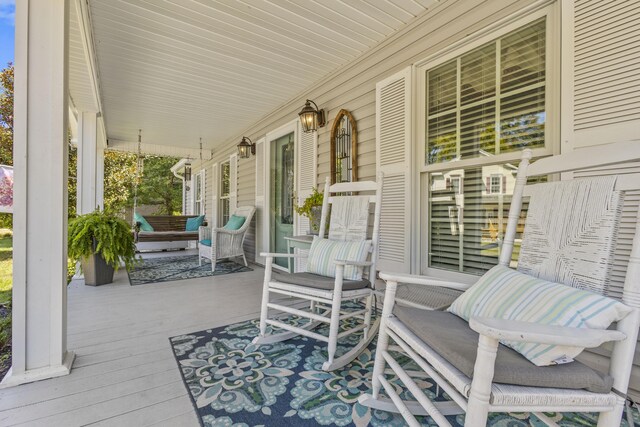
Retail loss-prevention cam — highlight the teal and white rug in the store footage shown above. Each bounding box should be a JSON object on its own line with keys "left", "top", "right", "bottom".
{"left": 128, "top": 255, "right": 252, "bottom": 286}
{"left": 170, "top": 317, "right": 640, "bottom": 426}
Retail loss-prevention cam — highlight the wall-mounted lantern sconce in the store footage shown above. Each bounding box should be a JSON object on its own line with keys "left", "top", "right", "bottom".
{"left": 237, "top": 136, "right": 255, "bottom": 159}
{"left": 298, "top": 99, "right": 326, "bottom": 133}
{"left": 184, "top": 163, "right": 192, "bottom": 181}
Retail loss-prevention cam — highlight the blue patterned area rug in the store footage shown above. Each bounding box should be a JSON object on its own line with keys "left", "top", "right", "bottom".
{"left": 128, "top": 255, "right": 252, "bottom": 286}
{"left": 170, "top": 318, "right": 639, "bottom": 426}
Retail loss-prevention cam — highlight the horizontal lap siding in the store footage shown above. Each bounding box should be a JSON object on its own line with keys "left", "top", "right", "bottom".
{"left": 237, "top": 156, "right": 256, "bottom": 263}
{"left": 194, "top": 0, "right": 542, "bottom": 268}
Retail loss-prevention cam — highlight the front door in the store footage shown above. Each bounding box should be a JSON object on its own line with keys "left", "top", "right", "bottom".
{"left": 269, "top": 132, "right": 295, "bottom": 268}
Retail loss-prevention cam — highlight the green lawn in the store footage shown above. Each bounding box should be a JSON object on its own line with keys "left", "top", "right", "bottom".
{"left": 0, "top": 231, "right": 12, "bottom": 379}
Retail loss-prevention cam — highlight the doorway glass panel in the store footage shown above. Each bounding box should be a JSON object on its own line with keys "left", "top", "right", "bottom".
{"left": 270, "top": 132, "right": 295, "bottom": 268}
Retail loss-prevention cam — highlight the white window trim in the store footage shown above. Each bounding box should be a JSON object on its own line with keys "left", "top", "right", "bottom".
{"left": 489, "top": 174, "right": 503, "bottom": 194}
{"left": 193, "top": 169, "right": 205, "bottom": 216}
{"left": 415, "top": 3, "right": 560, "bottom": 280}
{"left": 416, "top": 4, "right": 560, "bottom": 175}
{"left": 219, "top": 160, "right": 230, "bottom": 226}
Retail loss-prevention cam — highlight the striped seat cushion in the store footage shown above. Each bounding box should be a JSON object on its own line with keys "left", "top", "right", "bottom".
{"left": 306, "top": 237, "right": 371, "bottom": 281}
{"left": 448, "top": 265, "right": 632, "bottom": 366}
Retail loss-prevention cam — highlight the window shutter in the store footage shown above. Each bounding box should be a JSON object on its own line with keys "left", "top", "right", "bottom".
{"left": 566, "top": 0, "right": 640, "bottom": 402}
{"left": 210, "top": 163, "right": 218, "bottom": 228}
{"left": 202, "top": 169, "right": 207, "bottom": 216}
{"left": 485, "top": 177, "right": 490, "bottom": 192}
{"left": 502, "top": 175, "right": 507, "bottom": 194}
{"left": 254, "top": 138, "right": 266, "bottom": 264}
{"left": 295, "top": 122, "right": 317, "bottom": 236}
{"left": 229, "top": 154, "right": 238, "bottom": 212}
{"left": 376, "top": 66, "right": 412, "bottom": 273}
{"left": 573, "top": 0, "right": 640, "bottom": 143}
{"left": 295, "top": 123, "right": 317, "bottom": 272}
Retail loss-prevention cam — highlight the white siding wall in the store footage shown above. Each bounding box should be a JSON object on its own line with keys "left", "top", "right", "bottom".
{"left": 198, "top": 0, "right": 544, "bottom": 266}
{"left": 189, "top": 0, "right": 640, "bottom": 398}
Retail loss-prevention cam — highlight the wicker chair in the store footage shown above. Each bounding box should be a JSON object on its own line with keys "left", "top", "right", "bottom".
{"left": 198, "top": 206, "right": 255, "bottom": 271}
{"left": 359, "top": 142, "right": 640, "bottom": 426}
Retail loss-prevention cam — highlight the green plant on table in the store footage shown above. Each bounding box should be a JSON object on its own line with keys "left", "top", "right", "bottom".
{"left": 68, "top": 210, "right": 137, "bottom": 271}
{"left": 294, "top": 187, "right": 325, "bottom": 233}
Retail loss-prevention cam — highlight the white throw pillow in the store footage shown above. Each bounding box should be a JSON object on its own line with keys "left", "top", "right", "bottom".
{"left": 448, "top": 265, "right": 632, "bottom": 366}
{"left": 306, "top": 237, "right": 371, "bottom": 281}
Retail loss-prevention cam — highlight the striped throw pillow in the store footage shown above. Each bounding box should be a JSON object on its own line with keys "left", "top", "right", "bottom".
{"left": 306, "top": 237, "right": 371, "bottom": 281}
{"left": 448, "top": 265, "right": 632, "bottom": 366}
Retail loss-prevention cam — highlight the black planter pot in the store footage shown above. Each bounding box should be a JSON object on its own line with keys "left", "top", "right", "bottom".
{"left": 82, "top": 252, "right": 115, "bottom": 286}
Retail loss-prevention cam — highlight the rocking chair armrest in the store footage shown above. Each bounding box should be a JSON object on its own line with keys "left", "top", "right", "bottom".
{"left": 334, "top": 259, "right": 372, "bottom": 267}
{"left": 379, "top": 271, "right": 471, "bottom": 292}
{"left": 469, "top": 317, "right": 627, "bottom": 348}
{"left": 260, "top": 252, "right": 308, "bottom": 259}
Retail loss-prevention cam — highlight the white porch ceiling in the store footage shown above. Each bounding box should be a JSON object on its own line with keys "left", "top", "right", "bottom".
{"left": 71, "top": 0, "right": 439, "bottom": 150}
{"left": 69, "top": 0, "right": 99, "bottom": 114}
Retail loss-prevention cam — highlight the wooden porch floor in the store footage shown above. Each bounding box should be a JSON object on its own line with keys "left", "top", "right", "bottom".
{"left": 0, "top": 250, "right": 268, "bottom": 426}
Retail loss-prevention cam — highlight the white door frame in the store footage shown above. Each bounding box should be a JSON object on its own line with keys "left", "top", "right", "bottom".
{"left": 263, "top": 119, "right": 298, "bottom": 270}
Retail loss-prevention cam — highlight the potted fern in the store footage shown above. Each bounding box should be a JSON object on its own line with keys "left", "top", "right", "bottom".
{"left": 68, "top": 210, "right": 138, "bottom": 286}
{"left": 294, "top": 187, "right": 325, "bottom": 235}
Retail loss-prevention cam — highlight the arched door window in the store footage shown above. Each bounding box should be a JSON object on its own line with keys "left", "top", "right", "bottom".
{"left": 330, "top": 109, "right": 358, "bottom": 184}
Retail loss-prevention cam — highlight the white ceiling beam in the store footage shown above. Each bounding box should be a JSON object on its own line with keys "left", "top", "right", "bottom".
{"left": 74, "top": 0, "right": 107, "bottom": 141}
{"left": 107, "top": 139, "right": 213, "bottom": 160}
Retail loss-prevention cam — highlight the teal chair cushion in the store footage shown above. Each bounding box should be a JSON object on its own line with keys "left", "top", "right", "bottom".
{"left": 223, "top": 214, "right": 246, "bottom": 230}
{"left": 134, "top": 213, "right": 154, "bottom": 232}
{"left": 185, "top": 215, "right": 205, "bottom": 231}
{"left": 199, "top": 239, "right": 212, "bottom": 246}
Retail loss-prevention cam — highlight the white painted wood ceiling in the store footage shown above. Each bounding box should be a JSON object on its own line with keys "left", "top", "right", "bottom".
{"left": 73, "top": 0, "right": 439, "bottom": 149}
{"left": 69, "top": 0, "right": 98, "bottom": 114}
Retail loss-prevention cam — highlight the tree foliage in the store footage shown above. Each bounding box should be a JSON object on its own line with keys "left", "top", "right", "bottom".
{"left": 103, "top": 150, "right": 137, "bottom": 214}
{"left": 0, "top": 65, "right": 13, "bottom": 228}
{"left": 134, "top": 156, "right": 182, "bottom": 215}
{"left": 68, "top": 141, "right": 77, "bottom": 218}
{"left": 0, "top": 64, "right": 13, "bottom": 166}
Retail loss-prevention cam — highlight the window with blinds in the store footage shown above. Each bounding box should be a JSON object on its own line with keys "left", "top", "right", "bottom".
{"left": 219, "top": 161, "right": 230, "bottom": 226}
{"left": 426, "top": 19, "right": 546, "bottom": 165}
{"left": 194, "top": 171, "right": 205, "bottom": 216}
{"left": 425, "top": 18, "right": 547, "bottom": 276}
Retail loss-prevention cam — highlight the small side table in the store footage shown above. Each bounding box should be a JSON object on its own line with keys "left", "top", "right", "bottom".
{"left": 285, "top": 234, "right": 314, "bottom": 272}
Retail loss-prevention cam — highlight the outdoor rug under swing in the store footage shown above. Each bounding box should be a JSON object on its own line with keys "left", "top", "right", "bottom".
{"left": 128, "top": 255, "right": 252, "bottom": 286}
{"left": 170, "top": 317, "right": 640, "bottom": 427}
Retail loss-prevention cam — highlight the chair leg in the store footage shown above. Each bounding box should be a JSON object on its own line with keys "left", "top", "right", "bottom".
{"left": 253, "top": 257, "right": 273, "bottom": 342}
{"left": 363, "top": 292, "right": 373, "bottom": 339}
{"left": 242, "top": 253, "right": 248, "bottom": 266}
{"left": 198, "top": 255, "right": 202, "bottom": 267}
{"left": 323, "top": 269, "right": 345, "bottom": 371}
{"left": 465, "top": 335, "right": 499, "bottom": 427}
{"left": 596, "top": 397, "right": 624, "bottom": 426}
{"left": 211, "top": 259, "right": 216, "bottom": 272}
{"left": 367, "top": 280, "right": 398, "bottom": 400}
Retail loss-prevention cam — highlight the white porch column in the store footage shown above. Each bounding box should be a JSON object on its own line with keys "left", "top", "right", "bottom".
{"left": 2, "top": 0, "right": 74, "bottom": 387}
{"left": 77, "top": 111, "right": 99, "bottom": 214}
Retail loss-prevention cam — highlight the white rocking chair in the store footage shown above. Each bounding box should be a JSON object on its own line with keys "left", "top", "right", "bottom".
{"left": 359, "top": 141, "right": 640, "bottom": 426}
{"left": 198, "top": 206, "right": 255, "bottom": 271}
{"left": 252, "top": 174, "right": 383, "bottom": 371}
